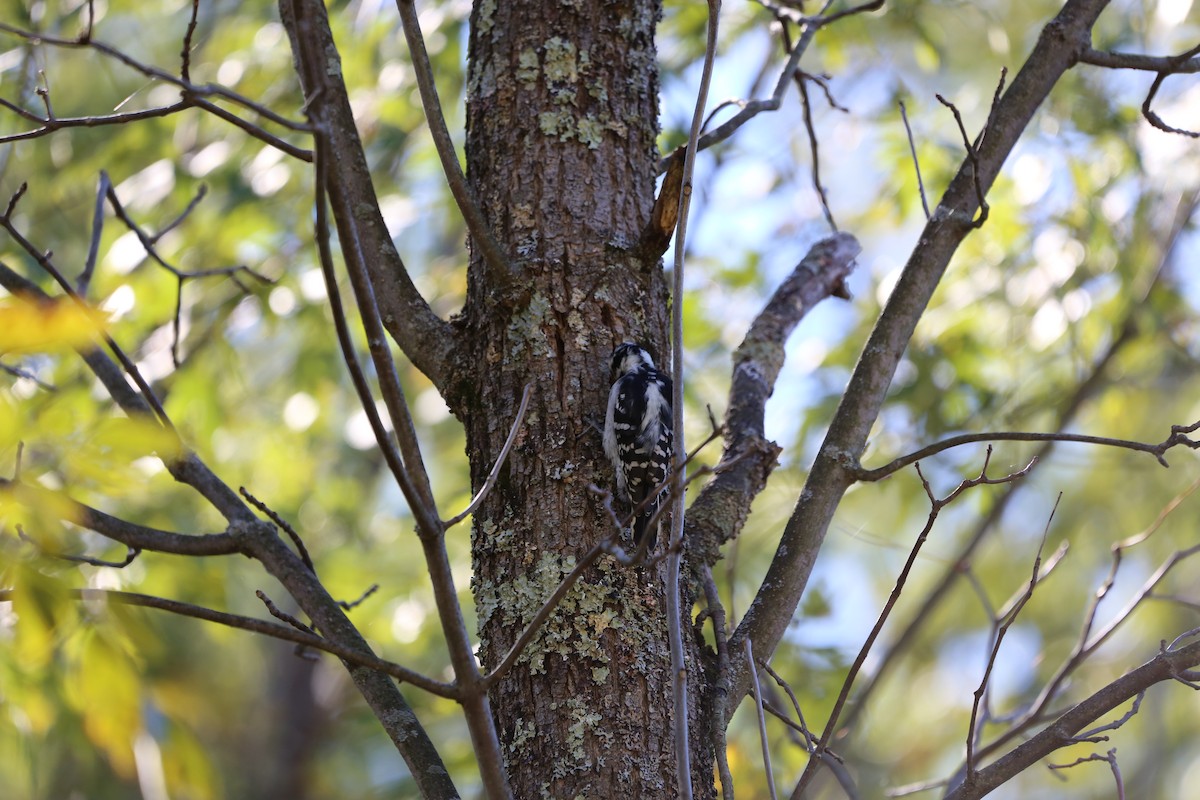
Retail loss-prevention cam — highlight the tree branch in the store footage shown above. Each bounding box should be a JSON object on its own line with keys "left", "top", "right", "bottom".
{"left": 1, "top": 223, "right": 459, "bottom": 798}
{"left": 0, "top": 478, "right": 243, "bottom": 556}
{"left": 0, "top": 588, "right": 456, "bottom": 698}
{"left": 0, "top": 22, "right": 312, "bottom": 158}
{"left": 278, "top": 0, "right": 458, "bottom": 393}
{"left": 686, "top": 233, "right": 859, "bottom": 569}
{"left": 840, "top": 189, "right": 1199, "bottom": 729}
{"left": 393, "top": 0, "right": 515, "bottom": 291}
{"left": 1078, "top": 46, "right": 1200, "bottom": 73}
{"left": 944, "top": 639, "right": 1200, "bottom": 799}
{"left": 727, "top": 0, "right": 1115, "bottom": 718}
{"left": 444, "top": 383, "right": 532, "bottom": 529}
{"left": 852, "top": 424, "right": 1200, "bottom": 481}
{"left": 789, "top": 450, "right": 1037, "bottom": 798}
{"left": 657, "top": 0, "right": 882, "bottom": 173}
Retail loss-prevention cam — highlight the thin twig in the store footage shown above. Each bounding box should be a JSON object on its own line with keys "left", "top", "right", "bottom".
{"left": 257, "top": 589, "right": 316, "bottom": 634}
{"left": 1047, "top": 749, "right": 1125, "bottom": 800}
{"left": 790, "top": 449, "right": 1036, "bottom": 798}
{"left": 393, "top": 0, "right": 513, "bottom": 288}
{"left": 339, "top": 584, "right": 380, "bottom": 611}
{"left": 102, "top": 182, "right": 269, "bottom": 366}
{"left": 702, "top": 567, "right": 736, "bottom": 800}
{"left": 657, "top": 0, "right": 882, "bottom": 173}
{"left": 798, "top": 75, "right": 836, "bottom": 230}
{"left": 444, "top": 383, "right": 532, "bottom": 528}
{"left": 1140, "top": 43, "right": 1200, "bottom": 138}
{"left": 180, "top": 0, "right": 200, "bottom": 83}
{"left": 758, "top": 660, "right": 817, "bottom": 749}
{"left": 0, "top": 190, "right": 177, "bottom": 429}
{"left": 965, "top": 494, "right": 1058, "bottom": 780}
{"left": 935, "top": 93, "right": 988, "bottom": 227}
{"left": 666, "top": 0, "right": 721, "bottom": 792}
{"left": 0, "top": 21, "right": 312, "bottom": 132}
{"left": 965, "top": 478, "right": 1200, "bottom": 770}
{"left": 17, "top": 525, "right": 142, "bottom": 568}
{"left": 240, "top": 487, "right": 315, "bottom": 574}
{"left": 0, "top": 361, "right": 56, "bottom": 391}
{"left": 0, "top": 588, "right": 456, "bottom": 698}
{"left": 843, "top": 193, "right": 1200, "bottom": 729}
{"left": 853, "top": 424, "right": 1200, "bottom": 481}
{"left": 78, "top": 171, "right": 111, "bottom": 295}
{"left": 898, "top": 100, "right": 930, "bottom": 219}
{"left": 745, "top": 638, "right": 778, "bottom": 800}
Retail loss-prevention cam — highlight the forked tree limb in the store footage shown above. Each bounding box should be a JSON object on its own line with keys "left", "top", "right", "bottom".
{"left": 686, "top": 233, "right": 859, "bottom": 569}
{"left": 278, "top": 0, "right": 458, "bottom": 393}
{"left": 727, "top": 0, "right": 1116, "bottom": 718}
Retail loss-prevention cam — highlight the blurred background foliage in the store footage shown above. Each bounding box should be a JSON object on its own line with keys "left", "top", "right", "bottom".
{"left": 0, "top": 0, "right": 1198, "bottom": 797}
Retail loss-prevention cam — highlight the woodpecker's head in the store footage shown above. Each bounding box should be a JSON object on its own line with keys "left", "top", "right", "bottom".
{"left": 610, "top": 342, "right": 654, "bottom": 381}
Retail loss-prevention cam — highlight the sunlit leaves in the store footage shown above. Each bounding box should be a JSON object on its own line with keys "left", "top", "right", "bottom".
{"left": 0, "top": 299, "right": 107, "bottom": 356}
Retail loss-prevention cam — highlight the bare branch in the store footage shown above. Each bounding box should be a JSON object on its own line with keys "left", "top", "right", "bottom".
{"left": 701, "top": 568, "right": 736, "bottom": 800}
{"left": 1079, "top": 47, "right": 1200, "bottom": 73}
{"left": 17, "top": 525, "right": 142, "bottom": 568}
{"left": 482, "top": 541, "right": 607, "bottom": 688}
{"left": 78, "top": 171, "right": 111, "bottom": 295}
{"left": 667, "top": 2, "right": 722, "bottom": 793}
{"left": 687, "top": 233, "right": 859, "bottom": 569}
{"left": 180, "top": 0, "right": 200, "bottom": 83}
{"left": 965, "top": 495, "right": 1059, "bottom": 779}
{"left": 935, "top": 93, "right": 988, "bottom": 228}
{"left": 0, "top": 20, "right": 313, "bottom": 136}
{"left": 240, "top": 487, "right": 315, "bottom": 574}
{"left": 393, "top": 0, "right": 515, "bottom": 291}
{"left": 338, "top": 584, "right": 380, "bottom": 611}
{"left": 2, "top": 173, "right": 457, "bottom": 796}
{"left": 898, "top": 100, "right": 930, "bottom": 219}
{"left": 1140, "top": 43, "right": 1200, "bottom": 138}
{"left": 444, "top": 384, "right": 532, "bottom": 529}
{"left": 758, "top": 659, "right": 817, "bottom": 750}
{"left": 102, "top": 181, "right": 270, "bottom": 367}
{"left": 0, "top": 203, "right": 177, "bottom": 430}
{"left": 0, "top": 588, "right": 457, "bottom": 698}
{"left": 853, "top": 424, "right": 1199, "bottom": 481}
{"left": 1047, "top": 748, "right": 1126, "bottom": 800}
{"left": 278, "top": 0, "right": 457, "bottom": 392}
{"left": 0, "top": 361, "right": 55, "bottom": 391}
{"left": 943, "top": 640, "right": 1200, "bottom": 800}
{"left": 658, "top": 0, "right": 883, "bottom": 173}
{"left": 789, "top": 451, "right": 1036, "bottom": 798}
{"left": 256, "top": 589, "right": 316, "bottom": 635}
{"left": 842, "top": 190, "right": 1200, "bottom": 728}
{"left": 745, "top": 639, "right": 778, "bottom": 800}
{"left": 961, "top": 479, "right": 1200, "bottom": 773}
{"left": 0, "top": 477, "right": 243, "bottom": 556}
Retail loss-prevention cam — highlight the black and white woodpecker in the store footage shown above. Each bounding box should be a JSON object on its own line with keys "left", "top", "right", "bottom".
{"left": 603, "top": 343, "right": 674, "bottom": 548}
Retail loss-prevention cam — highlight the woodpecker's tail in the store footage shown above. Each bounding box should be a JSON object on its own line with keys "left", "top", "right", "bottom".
{"left": 633, "top": 501, "right": 660, "bottom": 550}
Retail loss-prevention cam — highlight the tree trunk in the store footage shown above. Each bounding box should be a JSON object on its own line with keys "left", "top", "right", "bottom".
{"left": 444, "top": 1, "right": 706, "bottom": 796}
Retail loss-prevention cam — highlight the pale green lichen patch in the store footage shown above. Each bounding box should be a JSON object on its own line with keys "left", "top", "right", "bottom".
{"left": 577, "top": 116, "right": 604, "bottom": 149}
{"left": 517, "top": 47, "right": 540, "bottom": 83}
{"left": 477, "top": 0, "right": 496, "bottom": 34}
{"left": 542, "top": 37, "right": 579, "bottom": 83}
{"left": 508, "top": 291, "right": 553, "bottom": 358}
{"left": 508, "top": 716, "right": 536, "bottom": 754}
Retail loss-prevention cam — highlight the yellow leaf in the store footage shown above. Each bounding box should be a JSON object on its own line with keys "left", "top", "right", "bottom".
{"left": 0, "top": 298, "right": 108, "bottom": 355}
{"left": 90, "top": 417, "right": 183, "bottom": 463}
{"left": 74, "top": 632, "right": 141, "bottom": 778}
{"left": 8, "top": 564, "right": 75, "bottom": 669}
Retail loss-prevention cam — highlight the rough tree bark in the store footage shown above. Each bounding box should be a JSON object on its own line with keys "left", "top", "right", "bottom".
{"left": 442, "top": 0, "right": 700, "bottom": 796}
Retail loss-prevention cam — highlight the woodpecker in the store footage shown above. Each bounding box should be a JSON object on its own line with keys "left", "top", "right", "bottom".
{"left": 603, "top": 343, "right": 674, "bottom": 548}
